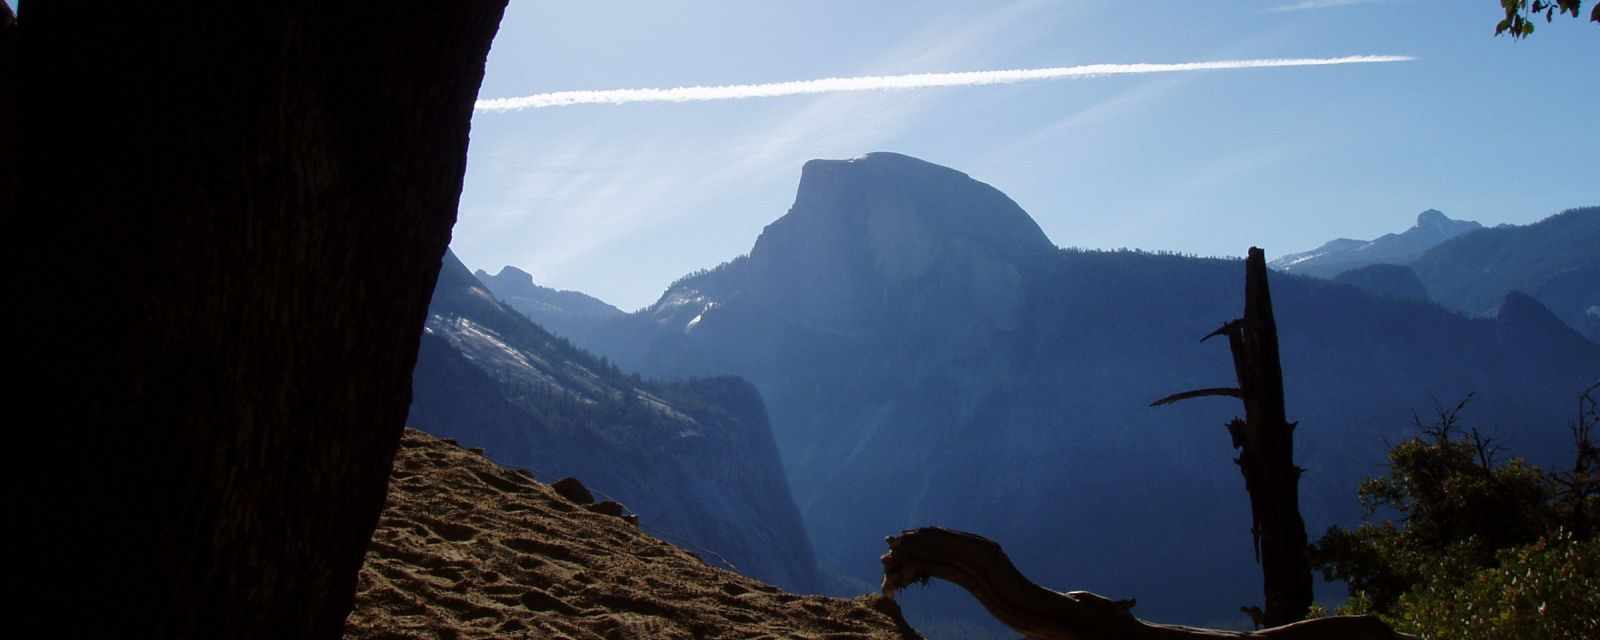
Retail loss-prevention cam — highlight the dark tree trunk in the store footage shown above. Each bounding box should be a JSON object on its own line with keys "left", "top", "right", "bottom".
{"left": 1, "top": 4, "right": 13, "bottom": 211}
{"left": 1152, "top": 248, "right": 1314, "bottom": 627}
{"left": 13, "top": 3, "right": 508, "bottom": 638}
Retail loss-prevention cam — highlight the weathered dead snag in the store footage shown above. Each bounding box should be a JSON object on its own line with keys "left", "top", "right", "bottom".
{"left": 1151, "top": 247, "right": 1313, "bottom": 626}
{"left": 880, "top": 528, "right": 1413, "bottom": 640}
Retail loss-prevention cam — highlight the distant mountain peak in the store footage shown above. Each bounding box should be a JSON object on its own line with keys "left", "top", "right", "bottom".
{"left": 755, "top": 152, "right": 1055, "bottom": 276}
{"left": 472, "top": 263, "right": 624, "bottom": 341}
{"left": 1412, "top": 205, "right": 1600, "bottom": 342}
{"left": 647, "top": 152, "right": 1054, "bottom": 334}
{"left": 801, "top": 151, "right": 967, "bottom": 180}
{"left": 488, "top": 265, "right": 534, "bottom": 284}
{"left": 1406, "top": 208, "right": 1480, "bottom": 240}
{"left": 1270, "top": 208, "right": 1482, "bottom": 277}
{"left": 1333, "top": 263, "right": 1429, "bottom": 303}
{"left": 1494, "top": 290, "right": 1593, "bottom": 349}
{"left": 1498, "top": 290, "right": 1558, "bottom": 323}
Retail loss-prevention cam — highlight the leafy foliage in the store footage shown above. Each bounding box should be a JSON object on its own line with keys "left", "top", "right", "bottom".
{"left": 1392, "top": 530, "right": 1600, "bottom": 640}
{"left": 1496, "top": 1, "right": 1600, "bottom": 38}
{"left": 1312, "top": 388, "right": 1600, "bottom": 637}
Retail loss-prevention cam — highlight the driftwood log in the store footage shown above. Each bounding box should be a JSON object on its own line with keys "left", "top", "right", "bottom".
{"left": 880, "top": 528, "right": 1414, "bottom": 640}
{"left": 1151, "top": 247, "right": 1313, "bottom": 626}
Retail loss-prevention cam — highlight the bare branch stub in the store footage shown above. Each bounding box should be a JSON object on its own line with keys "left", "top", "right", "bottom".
{"left": 1150, "top": 388, "right": 1244, "bottom": 407}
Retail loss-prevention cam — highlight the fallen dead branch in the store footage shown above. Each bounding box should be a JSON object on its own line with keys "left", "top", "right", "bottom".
{"left": 879, "top": 527, "right": 1415, "bottom": 640}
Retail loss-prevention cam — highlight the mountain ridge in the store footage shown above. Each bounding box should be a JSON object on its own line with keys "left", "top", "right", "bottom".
{"left": 1413, "top": 205, "right": 1600, "bottom": 342}
{"left": 1332, "top": 263, "right": 1429, "bottom": 303}
{"left": 1273, "top": 204, "right": 1599, "bottom": 341}
{"left": 558, "top": 153, "right": 1598, "bottom": 629}
{"left": 1269, "top": 208, "right": 1483, "bottom": 278}
{"left": 474, "top": 265, "right": 625, "bottom": 342}
{"left": 407, "top": 250, "right": 823, "bottom": 592}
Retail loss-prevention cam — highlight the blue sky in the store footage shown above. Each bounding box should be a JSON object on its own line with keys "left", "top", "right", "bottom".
{"left": 455, "top": 1, "right": 1597, "bottom": 311}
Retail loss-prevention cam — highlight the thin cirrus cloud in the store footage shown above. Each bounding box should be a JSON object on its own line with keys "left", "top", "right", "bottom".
{"left": 1268, "top": 0, "right": 1384, "bottom": 12}
{"left": 475, "top": 55, "right": 1415, "bottom": 112}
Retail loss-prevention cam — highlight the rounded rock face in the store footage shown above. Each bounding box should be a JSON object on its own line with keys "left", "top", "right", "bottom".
{"left": 739, "top": 152, "right": 1055, "bottom": 334}
{"left": 769, "top": 152, "right": 1055, "bottom": 270}
{"left": 496, "top": 265, "right": 536, "bottom": 285}
{"left": 1416, "top": 208, "right": 1449, "bottom": 228}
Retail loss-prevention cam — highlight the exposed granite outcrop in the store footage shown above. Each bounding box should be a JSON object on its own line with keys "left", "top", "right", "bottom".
{"left": 345, "top": 429, "right": 919, "bottom": 639}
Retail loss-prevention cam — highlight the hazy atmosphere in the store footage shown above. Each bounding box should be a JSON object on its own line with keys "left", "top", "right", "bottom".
{"left": 455, "top": 0, "right": 1596, "bottom": 309}
{"left": 17, "top": 3, "right": 1599, "bottom": 639}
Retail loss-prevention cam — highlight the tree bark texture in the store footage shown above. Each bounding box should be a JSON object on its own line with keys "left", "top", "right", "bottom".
{"left": 1151, "top": 247, "right": 1314, "bottom": 626}
{"left": 2, "top": 4, "right": 14, "bottom": 213}
{"left": 12, "top": 3, "right": 508, "bottom": 637}
{"left": 880, "top": 528, "right": 1412, "bottom": 640}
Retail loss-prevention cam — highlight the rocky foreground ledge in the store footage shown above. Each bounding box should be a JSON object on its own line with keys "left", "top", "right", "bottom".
{"left": 345, "top": 429, "right": 918, "bottom": 639}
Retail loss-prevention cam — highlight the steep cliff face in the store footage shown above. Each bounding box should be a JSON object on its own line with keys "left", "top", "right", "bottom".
{"left": 573, "top": 153, "right": 1600, "bottom": 627}
{"left": 742, "top": 152, "right": 1055, "bottom": 329}
{"left": 14, "top": 4, "right": 507, "bottom": 638}
{"left": 673, "top": 152, "right": 1055, "bottom": 338}
{"left": 606, "top": 152, "right": 1061, "bottom": 461}
{"left": 409, "top": 251, "right": 822, "bottom": 592}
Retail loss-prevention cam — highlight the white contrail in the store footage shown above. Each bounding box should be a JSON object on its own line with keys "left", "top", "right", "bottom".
{"left": 475, "top": 55, "right": 1413, "bottom": 112}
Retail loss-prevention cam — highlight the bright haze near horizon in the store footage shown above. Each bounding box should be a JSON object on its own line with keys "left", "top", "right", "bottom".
{"left": 453, "top": 0, "right": 1597, "bottom": 312}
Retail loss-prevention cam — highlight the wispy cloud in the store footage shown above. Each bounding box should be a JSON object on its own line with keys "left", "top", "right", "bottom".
{"left": 455, "top": 1, "right": 1051, "bottom": 308}
{"left": 1268, "top": 0, "right": 1384, "bottom": 12}
{"left": 476, "top": 55, "right": 1414, "bottom": 112}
